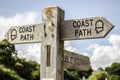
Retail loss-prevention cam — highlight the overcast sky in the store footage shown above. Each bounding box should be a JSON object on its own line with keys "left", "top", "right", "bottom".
{"left": 0, "top": 0, "right": 120, "bottom": 70}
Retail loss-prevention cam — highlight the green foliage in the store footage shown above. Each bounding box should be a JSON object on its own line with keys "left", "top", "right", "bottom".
{"left": 64, "top": 67, "right": 93, "bottom": 80}
{"left": 0, "top": 39, "right": 16, "bottom": 68}
{"left": 0, "top": 39, "right": 40, "bottom": 80}
{"left": 0, "top": 65, "right": 25, "bottom": 80}
{"left": 14, "top": 57, "right": 40, "bottom": 80}
{"left": 32, "top": 66, "right": 40, "bottom": 80}
{"left": 105, "top": 62, "right": 120, "bottom": 80}
{"left": 105, "top": 62, "right": 120, "bottom": 76}
{"left": 1, "top": 39, "right": 120, "bottom": 80}
{"left": 64, "top": 68, "right": 82, "bottom": 80}
{"left": 109, "top": 75, "right": 120, "bottom": 80}
{"left": 87, "top": 70, "right": 109, "bottom": 80}
{"left": 0, "top": 39, "right": 16, "bottom": 55}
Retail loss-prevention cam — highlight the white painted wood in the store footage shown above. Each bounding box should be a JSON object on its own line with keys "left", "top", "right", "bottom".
{"left": 41, "top": 5, "right": 64, "bottom": 80}
{"left": 60, "top": 17, "right": 114, "bottom": 40}
{"left": 5, "top": 24, "right": 42, "bottom": 44}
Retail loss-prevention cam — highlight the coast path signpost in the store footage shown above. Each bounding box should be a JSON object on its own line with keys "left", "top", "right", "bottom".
{"left": 5, "top": 5, "right": 114, "bottom": 80}
{"left": 5, "top": 24, "right": 42, "bottom": 44}
{"left": 61, "top": 17, "right": 114, "bottom": 40}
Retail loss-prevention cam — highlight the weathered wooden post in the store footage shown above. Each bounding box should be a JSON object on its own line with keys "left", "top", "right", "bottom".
{"left": 41, "top": 5, "right": 64, "bottom": 80}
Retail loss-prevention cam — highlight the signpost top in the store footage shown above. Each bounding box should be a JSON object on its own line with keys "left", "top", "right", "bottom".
{"left": 60, "top": 16, "right": 114, "bottom": 40}
{"left": 5, "top": 17, "right": 114, "bottom": 43}
{"left": 5, "top": 24, "right": 42, "bottom": 44}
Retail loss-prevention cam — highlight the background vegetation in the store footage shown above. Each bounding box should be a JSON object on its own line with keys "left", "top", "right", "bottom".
{"left": 0, "top": 39, "right": 40, "bottom": 80}
{"left": 0, "top": 39, "right": 120, "bottom": 80}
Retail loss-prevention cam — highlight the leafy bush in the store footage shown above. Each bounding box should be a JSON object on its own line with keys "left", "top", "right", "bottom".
{"left": 0, "top": 65, "right": 25, "bottom": 80}
{"left": 109, "top": 75, "right": 120, "bottom": 80}
{"left": 0, "top": 39, "right": 40, "bottom": 80}
{"left": 87, "top": 70, "right": 109, "bottom": 80}
{"left": 106, "top": 62, "right": 120, "bottom": 76}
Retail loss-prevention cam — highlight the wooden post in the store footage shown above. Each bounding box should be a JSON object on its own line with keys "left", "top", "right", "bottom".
{"left": 41, "top": 5, "right": 64, "bottom": 80}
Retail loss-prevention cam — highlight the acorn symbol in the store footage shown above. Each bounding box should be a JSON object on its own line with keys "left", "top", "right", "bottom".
{"left": 95, "top": 20, "right": 104, "bottom": 34}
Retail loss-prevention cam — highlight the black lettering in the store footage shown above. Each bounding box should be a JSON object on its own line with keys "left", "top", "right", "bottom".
{"left": 73, "top": 19, "right": 93, "bottom": 28}
{"left": 19, "top": 26, "right": 36, "bottom": 33}
{"left": 25, "top": 27, "right": 28, "bottom": 32}
{"left": 73, "top": 21, "right": 77, "bottom": 28}
{"left": 24, "top": 34, "right": 27, "bottom": 40}
{"left": 70, "top": 57, "right": 73, "bottom": 64}
{"left": 85, "top": 20, "right": 89, "bottom": 27}
{"left": 78, "top": 58, "right": 82, "bottom": 65}
{"left": 87, "top": 29, "right": 91, "bottom": 36}
{"left": 77, "top": 21, "right": 81, "bottom": 27}
{"left": 22, "top": 27, "right": 25, "bottom": 33}
{"left": 75, "top": 30, "right": 79, "bottom": 37}
{"left": 32, "top": 25, "right": 35, "bottom": 32}
{"left": 28, "top": 26, "right": 35, "bottom": 32}
{"left": 82, "top": 29, "right": 86, "bottom": 36}
{"left": 80, "top": 59, "right": 83, "bottom": 65}
{"left": 26, "top": 26, "right": 31, "bottom": 32}
{"left": 89, "top": 19, "right": 93, "bottom": 26}
{"left": 74, "top": 29, "right": 92, "bottom": 37}
{"left": 64, "top": 55, "right": 69, "bottom": 63}
{"left": 78, "top": 30, "right": 83, "bottom": 36}
{"left": 81, "top": 20, "right": 85, "bottom": 27}
{"left": 19, "top": 27, "right": 22, "bottom": 33}
{"left": 28, "top": 26, "right": 32, "bottom": 32}
{"left": 30, "top": 34, "right": 34, "bottom": 40}
{"left": 74, "top": 58, "right": 79, "bottom": 65}
{"left": 20, "top": 34, "right": 34, "bottom": 41}
{"left": 20, "top": 35, "right": 24, "bottom": 41}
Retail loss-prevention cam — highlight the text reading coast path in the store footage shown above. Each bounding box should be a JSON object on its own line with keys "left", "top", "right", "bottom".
{"left": 73, "top": 19, "right": 93, "bottom": 37}
{"left": 61, "top": 17, "right": 114, "bottom": 40}
{"left": 5, "top": 24, "right": 42, "bottom": 44}
{"left": 12, "top": 25, "right": 35, "bottom": 41}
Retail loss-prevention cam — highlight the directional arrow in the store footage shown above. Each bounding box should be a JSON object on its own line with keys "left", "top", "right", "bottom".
{"left": 5, "top": 17, "right": 114, "bottom": 43}
{"left": 60, "top": 17, "right": 114, "bottom": 40}
{"left": 5, "top": 24, "right": 42, "bottom": 44}
{"left": 64, "top": 50, "right": 90, "bottom": 71}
